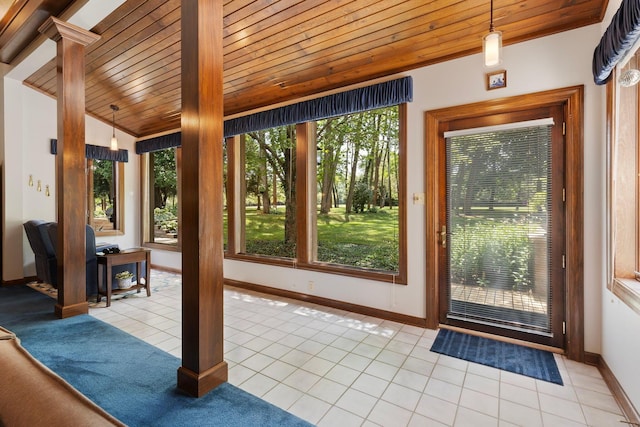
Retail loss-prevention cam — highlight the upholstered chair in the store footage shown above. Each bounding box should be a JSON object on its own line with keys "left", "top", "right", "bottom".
{"left": 23, "top": 220, "right": 57, "bottom": 287}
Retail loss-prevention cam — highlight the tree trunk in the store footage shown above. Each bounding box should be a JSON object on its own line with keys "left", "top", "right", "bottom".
{"left": 283, "top": 127, "right": 297, "bottom": 245}
{"left": 386, "top": 136, "right": 393, "bottom": 209}
{"left": 345, "top": 140, "right": 361, "bottom": 214}
{"left": 154, "top": 186, "right": 164, "bottom": 209}
{"left": 260, "top": 147, "right": 270, "bottom": 214}
{"left": 272, "top": 172, "right": 277, "bottom": 207}
{"left": 371, "top": 140, "right": 382, "bottom": 209}
{"left": 320, "top": 145, "right": 333, "bottom": 214}
{"left": 261, "top": 190, "right": 270, "bottom": 214}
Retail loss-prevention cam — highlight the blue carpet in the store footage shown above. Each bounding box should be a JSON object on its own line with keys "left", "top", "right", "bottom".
{"left": 430, "top": 329, "right": 563, "bottom": 385}
{"left": 0, "top": 285, "right": 312, "bottom": 426}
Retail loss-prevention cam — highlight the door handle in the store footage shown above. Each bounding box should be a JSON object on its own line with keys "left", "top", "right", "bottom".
{"left": 440, "top": 225, "right": 447, "bottom": 248}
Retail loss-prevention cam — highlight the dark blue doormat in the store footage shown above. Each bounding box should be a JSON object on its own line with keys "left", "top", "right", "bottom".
{"left": 430, "top": 329, "right": 563, "bottom": 385}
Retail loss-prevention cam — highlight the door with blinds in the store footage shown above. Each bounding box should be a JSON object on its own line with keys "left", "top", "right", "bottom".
{"left": 439, "top": 106, "right": 565, "bottom": 348}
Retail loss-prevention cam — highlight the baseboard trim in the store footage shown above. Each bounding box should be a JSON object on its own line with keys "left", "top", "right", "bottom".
{"left": 150, "top": 264, "right": 181, "bottom": 275}
{"left": 583, "top": 351, "right": 600, "bottom": 366}
{"left": 224, "top": 278, "right": 428, "bottom": 329}
{"left": 1, "top": 276, "right": 37, "bottom": 287}
{"left": 589, "top": 352, "right": 640, "bottom": 425}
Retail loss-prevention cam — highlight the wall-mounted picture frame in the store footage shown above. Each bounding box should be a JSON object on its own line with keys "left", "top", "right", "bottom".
{"left": 486, "top": 69, "right": 507, "bottom": 90}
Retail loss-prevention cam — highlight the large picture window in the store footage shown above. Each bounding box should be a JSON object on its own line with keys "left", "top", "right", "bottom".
{"left": 141, "top": 77, "right": 409, "bottom": 283}
{"left": 142, "top": 147, "right": 181, "bottom": 249}
{"left": 313, "top": 106, "right": 401, "bottom": 273}
{"left": 226, "top": 104, "right": 406, "bottom": 283}
{"left": 87, "top": 158, "right": 124, "bottom": 235}
{"left": 241, "top": 125, "right": 297, "bottom": 259}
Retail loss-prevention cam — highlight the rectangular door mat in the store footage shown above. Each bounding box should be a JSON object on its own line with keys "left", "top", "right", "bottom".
{"left": 430, "top": 329, "right": 563, "bottom": 385}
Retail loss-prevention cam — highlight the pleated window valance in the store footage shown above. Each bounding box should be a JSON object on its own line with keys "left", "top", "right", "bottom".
{"left": 136, "top": 76, "right": 413, "bottom": 154}
{"left": 50, "top": 139, "right": 128, "bottom": 162}
{"left": 593, "top": 0, "right": 640, "bottom": 85}
{"left": 135, "top": 132, "right": 181, "bottom": 154}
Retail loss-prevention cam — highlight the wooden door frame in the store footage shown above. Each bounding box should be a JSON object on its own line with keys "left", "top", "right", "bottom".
{"left": 424, "top": 86, "right": 584, "bottom": 361}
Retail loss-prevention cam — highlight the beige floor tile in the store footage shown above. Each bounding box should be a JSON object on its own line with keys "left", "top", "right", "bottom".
{"left": 91, "top": 270, "right": 625, "bottom": 427}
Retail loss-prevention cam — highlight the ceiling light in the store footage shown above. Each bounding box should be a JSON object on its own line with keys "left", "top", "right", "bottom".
{"left": 483, "top": 0, "right": 502, "bottom": 68}
{"left": 110, "top": 104, "right": 119, "bottom": 151}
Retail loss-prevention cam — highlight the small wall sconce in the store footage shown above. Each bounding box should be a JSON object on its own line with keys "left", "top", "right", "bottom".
{"left": 45, "top": 185, "right": 50, "bottom": 197}
{"left": 37, "top": 180, "right": 42, "bottom": 192}
{"left": 28, "top": 175, "right": 33, "bottom": 187}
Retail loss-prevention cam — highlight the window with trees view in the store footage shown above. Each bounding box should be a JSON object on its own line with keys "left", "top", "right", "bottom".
{"left": 146, "top": 147, "right": 179, "bottom": 246}
{"left": 141, "top": 82, "right": 407, "bottom": 283}
{"left": 225, "top": 103, "right": 406, "bottom": 282}
{"left": 241, "top": 125, "right": 297, "bottom": 258}
{"left": 88, "top": 158, "right": 123, "bottom": 235}
{"left": 314, "top": 106, "right": 400, "bottom": 272}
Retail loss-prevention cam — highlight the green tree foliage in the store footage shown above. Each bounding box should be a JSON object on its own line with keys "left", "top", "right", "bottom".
{"left": 447, "top": 127, "right": 549, "bottom": 215}
{"left": 317, "top": 106, "right": 399, "bottom": 215}
{"left": 152, "top": 148, "right": 177, "bottom": 209}
{"left": 246, "top": 125, "right": 297, "bottom": 245}
{"left": 92, "top": 159, "right": 114, "bottom": 212}
{"left": 352, "top": 180, "right": 372, "bottom": 213}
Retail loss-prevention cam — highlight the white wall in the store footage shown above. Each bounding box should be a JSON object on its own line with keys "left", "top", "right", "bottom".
{"left": 600, "top": 0, "right": 640, "bottom": 411}
{"left": 1, "top": 76, "right": 25, "bottom": 280}
{"left": 3, "top": 83, "right": 140, "bottom": 279}
{"left": 150, "top": 24, "right": 606, "bottom": 356}
{"left": 1, "top": 0, "right": 131, "bottom": 281}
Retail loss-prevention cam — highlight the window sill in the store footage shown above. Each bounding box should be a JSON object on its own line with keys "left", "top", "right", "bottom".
{"left": 611, "top": 278, "right": 640, "bottom": 316}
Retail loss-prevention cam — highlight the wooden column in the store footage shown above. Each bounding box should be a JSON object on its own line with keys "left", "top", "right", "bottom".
{"left": 39, "top": 18, "right": 99, "bottom": 319}
{"left": 177, "top": 0, "right": 228, "bottom": 397}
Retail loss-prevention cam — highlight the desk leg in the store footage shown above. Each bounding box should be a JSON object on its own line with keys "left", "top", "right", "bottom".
{"left": 106, "top": 264, "right": 112, "bottom": 307}
{"left": 97, "top": 264, "right": 103, "bottom": 303}
{"left": 136, "top": 261, "right": 141, "bottom": 294}
{"left": 145, "top": 252, "right": 151, "bottom": 297}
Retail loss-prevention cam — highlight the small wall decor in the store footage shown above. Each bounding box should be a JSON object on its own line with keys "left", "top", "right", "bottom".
{"left": 486, "top": 69, "right": 507, "bottom": 90}
{"left": 45, "top": 185, "right": 50, "bottom": 197}
{"left": 37, "top": 180, "right": 42, "bottom": 192}
{"left": 28, "top": 174, "right": 33, "bottom": 187}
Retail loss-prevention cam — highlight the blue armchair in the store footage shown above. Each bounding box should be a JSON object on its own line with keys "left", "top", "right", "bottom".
{"left": 23, "top": 220, "right": 145, "bottom": 299}
{"left": 23, "top": 220, "right": 57, "bottom": 287}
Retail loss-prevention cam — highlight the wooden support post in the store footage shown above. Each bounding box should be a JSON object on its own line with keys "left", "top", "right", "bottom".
{"left": 39, "top": 18, "right": 99, "bottom": 319}
{"left": 177, "top": 0, "right": 228, "bottom": 397}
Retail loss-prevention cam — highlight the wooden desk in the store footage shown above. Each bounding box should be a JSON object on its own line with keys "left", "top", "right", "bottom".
{"left": 97, "top": 248, "right": 151, "bottom": 307}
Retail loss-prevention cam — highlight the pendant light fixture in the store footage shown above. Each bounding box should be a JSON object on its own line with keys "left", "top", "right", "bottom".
{"left": 483, "top": 0, "right": 502, "bottom": 68}
{"left": 110, "top": 104, "right": 119, "bottom": 151}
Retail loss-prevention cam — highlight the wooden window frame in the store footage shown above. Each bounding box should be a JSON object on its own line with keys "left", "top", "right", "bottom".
{"left": 87, "top": 158, "right": 124, "bottom": 236}
{"left": 141, "top": 148, "right": 182, "bottom": 252}
{"left": 225, "top": 104, "right": 408, "bottom": 285}
{"left": 608, "top": 64, "right": 640, "bottom": 316}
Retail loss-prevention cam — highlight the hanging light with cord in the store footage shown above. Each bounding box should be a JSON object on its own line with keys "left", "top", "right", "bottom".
{"left": 110, "top": 104, "right": 119, "bottom": 151}
{"left": 483, "top": 0, "right": 502, "bottom": 68}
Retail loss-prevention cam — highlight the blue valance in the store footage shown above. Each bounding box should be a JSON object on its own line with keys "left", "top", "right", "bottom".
{"left": 50, "top": 139, "right": 128, "bottom": 162}
{"left": 136, "top": 76, "right": 413, "bottom": 153}
{"left": 223, "top": 76, "right": 413, "bottom": 137}
{"left": 135, "top": 132, "right": 181, "bottom": 154}
{"left": 593, "top": 0, "right": 640, "bottom": 85}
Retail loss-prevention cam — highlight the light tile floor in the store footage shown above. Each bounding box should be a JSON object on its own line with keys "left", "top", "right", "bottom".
{"left": 89, "top": 270, "right": 627, "bottom": 427}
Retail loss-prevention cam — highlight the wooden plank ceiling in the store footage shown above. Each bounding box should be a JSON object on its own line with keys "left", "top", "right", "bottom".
{"left": 21, "top": 0, "right": 607, "bottom": 138}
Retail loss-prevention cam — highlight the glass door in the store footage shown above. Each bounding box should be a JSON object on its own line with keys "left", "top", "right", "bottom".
{"left": 439, "top": 107, "right": 565, "bottom": 347}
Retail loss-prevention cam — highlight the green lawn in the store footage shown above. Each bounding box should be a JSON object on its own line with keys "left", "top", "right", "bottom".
{"left": 238, "top": 206, "right": 399, "bottom": 271}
